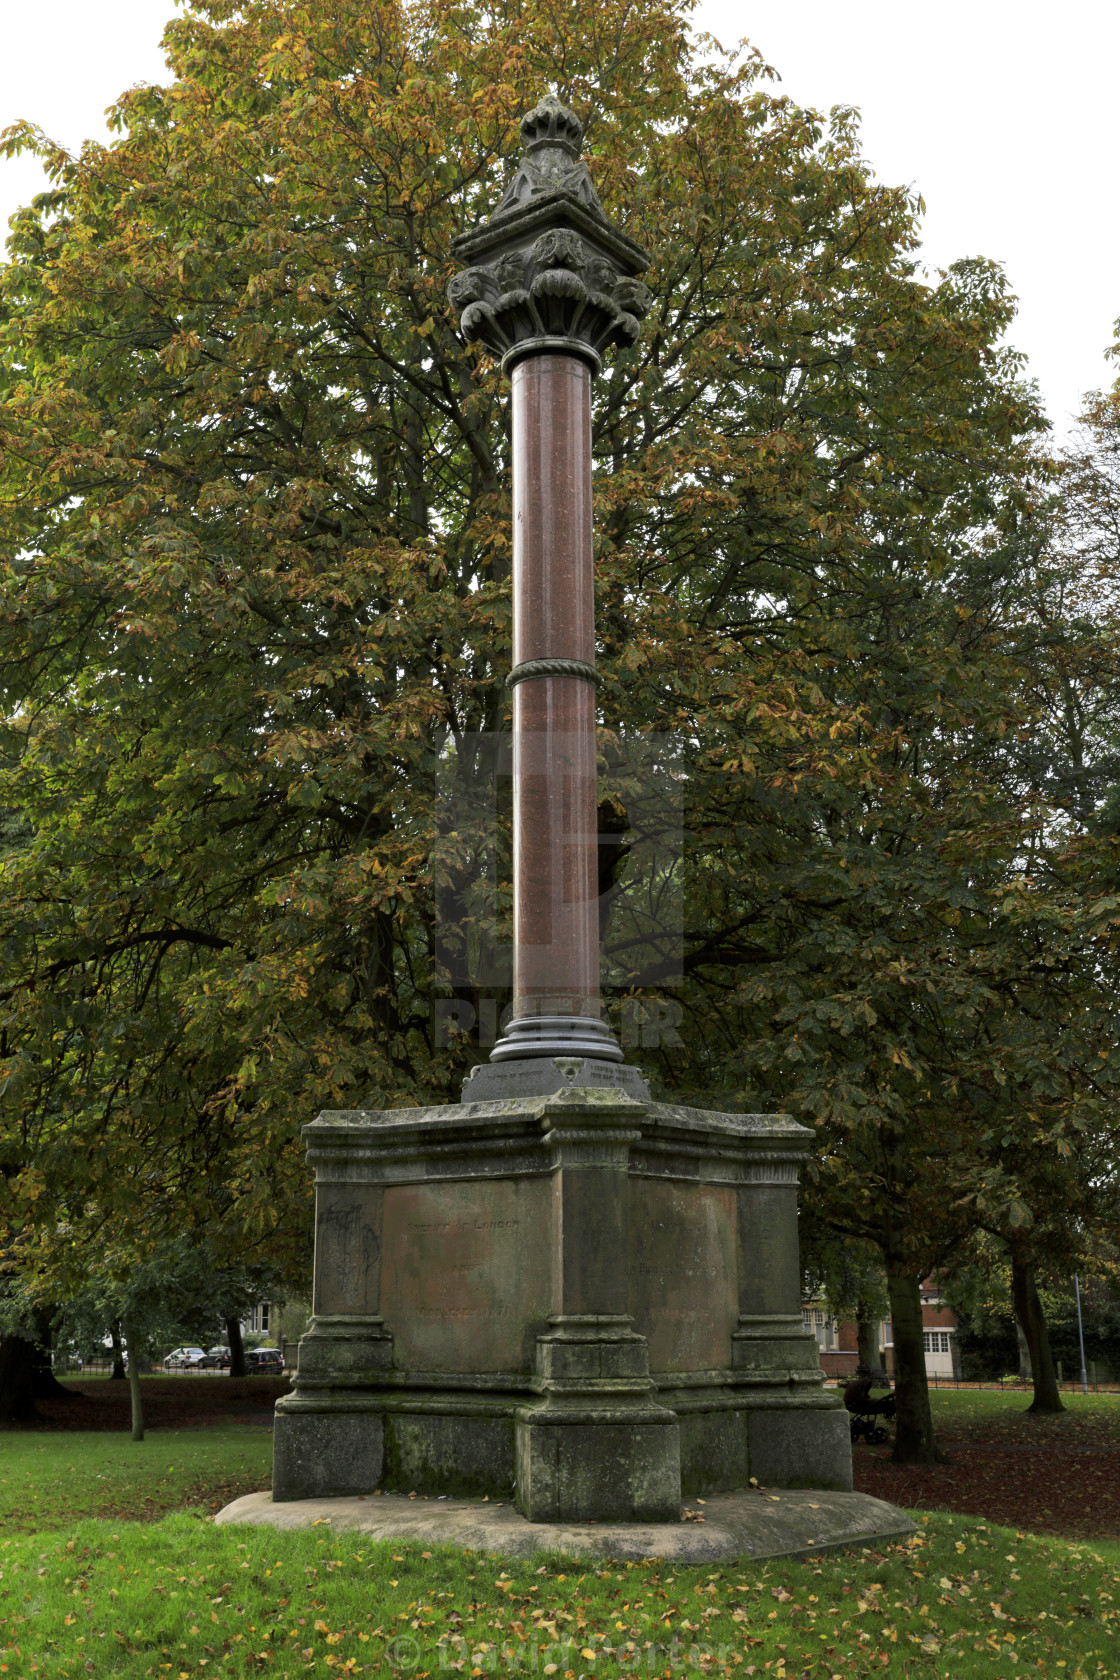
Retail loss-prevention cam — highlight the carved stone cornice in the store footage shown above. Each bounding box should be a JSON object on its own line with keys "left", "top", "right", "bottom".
{"left": 449, "top": 94, "right": 651, "bottom": 376}
{"left": 302, "top": 1096, "right": 809, "bottom": 1187}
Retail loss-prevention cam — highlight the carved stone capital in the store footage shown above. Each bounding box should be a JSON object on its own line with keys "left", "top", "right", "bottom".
{"left": 449, "top": 95, "right": 650, "bottom": 376}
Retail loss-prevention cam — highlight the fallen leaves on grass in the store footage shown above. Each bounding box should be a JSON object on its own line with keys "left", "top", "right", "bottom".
{"left": 2, "top": 1514, "right": 1115, "bottom": 1679}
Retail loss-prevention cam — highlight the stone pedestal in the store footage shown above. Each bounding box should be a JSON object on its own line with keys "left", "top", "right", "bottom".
{"left": 273, "top": 1083, "right": 852, "bottom": 1513}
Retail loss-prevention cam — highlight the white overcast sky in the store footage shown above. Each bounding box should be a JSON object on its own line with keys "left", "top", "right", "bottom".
{"left": 1, "top": 0, "right": 1115, "bottom": 435}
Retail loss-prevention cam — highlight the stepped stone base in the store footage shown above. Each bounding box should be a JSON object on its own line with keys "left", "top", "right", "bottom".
{"left": 218, "top": 1486, "right": 914, "bottom": 1562}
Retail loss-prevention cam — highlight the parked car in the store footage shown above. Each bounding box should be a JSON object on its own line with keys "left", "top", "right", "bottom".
{"left": 244, "top": 1347, "right": 284, "bottom": 1374}
{"left": 163, "top": 1346, "right": 207, "bottom": 1370}
{"left": 198, "top": 1346, "right": 231, "bottom": 1370}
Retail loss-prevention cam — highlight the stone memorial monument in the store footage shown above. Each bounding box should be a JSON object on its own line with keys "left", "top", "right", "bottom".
{"left": 271, "top": 95, "right": 853, "bottom": 1523}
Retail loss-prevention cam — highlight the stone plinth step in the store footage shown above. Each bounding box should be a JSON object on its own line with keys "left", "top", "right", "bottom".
{"left": 215, "top": 1487, "right": 913, "bottom": 1563}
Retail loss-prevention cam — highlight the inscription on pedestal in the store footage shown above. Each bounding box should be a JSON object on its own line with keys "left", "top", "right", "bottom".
{"left": 382, "top": 1178, "right": 550, "bottom": 1372}
{"left": 314, "top": 1194, "right": 381, "bottom": 1316}
{"left": 629, "top": 1180, "right": 737, "bottom": 1371}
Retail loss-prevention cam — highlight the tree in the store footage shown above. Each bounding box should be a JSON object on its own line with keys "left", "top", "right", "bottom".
{"left": 800, "top": 1224, "right": 888, "bottom": 1376}
{"left": 0, "top": 1226, "right": 75, "bottom": 1420}
{"left": 945, "top": 397, "right": 1120, "bottom": 1413}
{"left": 949, "top": 1245, "right": 1120, "bottom": 1386}
{"left": 226, "top": 1316, "right": 247, "bottom": 1380}
{"left": 109, "top": 1320, "right": 126, "bottom": 1382}
{"left": 3, "top": 1230, "right": 287, "bottom": 1426}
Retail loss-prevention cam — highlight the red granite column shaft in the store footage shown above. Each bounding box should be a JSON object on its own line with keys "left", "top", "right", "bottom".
{"left": 510, "top": 353, "right": 599, "bottom": 1021}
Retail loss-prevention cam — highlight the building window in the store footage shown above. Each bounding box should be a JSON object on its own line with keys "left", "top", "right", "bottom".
{"left": 923, "top": 1331, "right": 951, "bottom": 1354}
{"left": 801, "top": 1306, "right": 837, "bottom": 1352}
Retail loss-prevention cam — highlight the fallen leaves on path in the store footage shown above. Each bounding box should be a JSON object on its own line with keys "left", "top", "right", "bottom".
{"left": 855, "top": 1402, "right": 1120, "bottom": 1540}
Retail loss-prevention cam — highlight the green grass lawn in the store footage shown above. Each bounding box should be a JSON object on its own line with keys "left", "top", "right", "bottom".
{"left": 927, "top": 1387, "right": 1120, "bottom": 1438}
{"left": 1, "top": 1507, "right": 1117, "bottom": 1677}
{"left": 3, "top": 1412, "right": 1118, "bottom": 1677}
{"left": 0, "top": 1431, "right": 273, "bottom": 1531}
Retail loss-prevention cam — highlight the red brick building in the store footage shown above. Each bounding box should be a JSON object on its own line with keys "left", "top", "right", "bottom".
{"left": 803, "top": 1280, "right": 960, "bottom": 1381}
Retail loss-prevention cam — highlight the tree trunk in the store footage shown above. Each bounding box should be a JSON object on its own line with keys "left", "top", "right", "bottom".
{"left": 30, "top": 1307, "right": 71, "bottom": 1399}
{"left": 0, "top": 1324, "right": 74, "bottom": 1420}
{"left": 226, "top": 1316, "right": 247, "bottom": 1379}
{"left": 0, "top": 1335, "right": 38, "bottom": 1422}
{"left": 110, "top": 1320, "right": 127, "bottom": 1381}
{"left": 123, "top": 1321, "right": 144, "bottom": 1441}
{"left": 33, "top": 1358, "right": 71, "bottom": 1399}
{"left": 1015, "top": 1321, "right": 1032, "bottom": 1384}
{"left": 885, "top": 1267, "right": 947, "bottom": 1463}
{"left": 856, "top": 1302, "right": 882, "bottom": 1377}
{"left": 1010, "top": 1245, "right": 1064, "bottom": 1414}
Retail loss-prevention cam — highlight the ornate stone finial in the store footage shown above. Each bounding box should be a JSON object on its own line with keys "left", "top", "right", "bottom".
{"left": 520, "top": 94, "right": 583, "bottom": 158}
{"left": 448, "top": 94, "right": 651, "bottom": 376}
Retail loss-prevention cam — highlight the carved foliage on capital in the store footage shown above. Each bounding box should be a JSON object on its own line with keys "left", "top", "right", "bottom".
{"left": 448, "top": 94, "right": 652, "bottom": 369}
{"left": 449, "top": 226, "right": 652, "bottom": 367}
